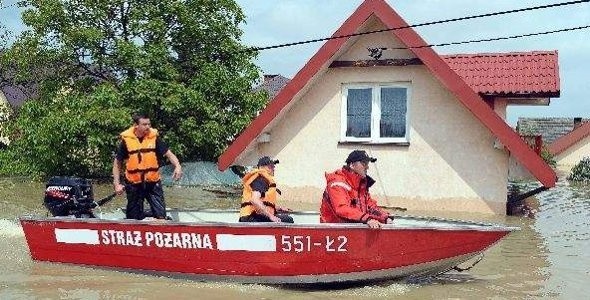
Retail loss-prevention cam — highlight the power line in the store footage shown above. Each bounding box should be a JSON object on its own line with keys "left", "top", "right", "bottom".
{"left": 0, "top": 1, "right": 19, "bottom": 10}
{"left": 250, "top": 0, "right": 590, "bottom": 52}
{"left": 390, "top": 25, "right": 590, "bottom": 50}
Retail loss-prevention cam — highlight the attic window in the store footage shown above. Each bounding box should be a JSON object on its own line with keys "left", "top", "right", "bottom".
{"left": 341, "top": 83, "right": 410, "bottom": 143}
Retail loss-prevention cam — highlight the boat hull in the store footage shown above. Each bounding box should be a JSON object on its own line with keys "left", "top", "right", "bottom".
{"left": 20, "top": 212, "right": 514, "bottom": 284}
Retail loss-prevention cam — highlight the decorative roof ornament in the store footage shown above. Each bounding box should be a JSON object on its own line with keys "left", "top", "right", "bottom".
{"left": 367, "top": 47, "right": 387, "bottom": 60}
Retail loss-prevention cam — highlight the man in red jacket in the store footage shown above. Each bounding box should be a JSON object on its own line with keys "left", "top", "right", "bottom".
{"left": 320, "top": 150, "right": 390, "bottom": 229}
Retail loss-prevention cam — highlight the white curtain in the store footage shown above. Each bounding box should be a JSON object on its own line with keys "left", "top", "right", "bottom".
{"left": 380, "top": 87, "right": 406, "bottom": 138}
{"left": 346, "top": 88, "right": 372, "bottom": 137}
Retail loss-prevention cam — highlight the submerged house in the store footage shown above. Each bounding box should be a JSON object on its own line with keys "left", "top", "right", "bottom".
{"left": 218, "top": 0, "right": 559, "bottom": 214}
{"left": 548, "top": 119, "right": 590, "bottom": 172}
{"left": 515, "top": 117, "right": 589, "bottom": 174}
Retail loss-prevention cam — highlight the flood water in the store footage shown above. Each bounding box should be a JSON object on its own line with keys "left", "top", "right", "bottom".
{"left": 0, "top": 178, "right": 588, "bottom": 299}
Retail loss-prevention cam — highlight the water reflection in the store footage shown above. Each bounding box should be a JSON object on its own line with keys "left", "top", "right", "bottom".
{"left": 533, "top": 181, "right": 590, "bottom": 299}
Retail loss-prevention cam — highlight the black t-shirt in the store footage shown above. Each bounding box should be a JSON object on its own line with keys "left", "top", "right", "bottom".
{"left": 116, "top": 136, "right": 169, "bottom": 163}
{"left": 250, "top": 176, "right": 270, "bottom": 198}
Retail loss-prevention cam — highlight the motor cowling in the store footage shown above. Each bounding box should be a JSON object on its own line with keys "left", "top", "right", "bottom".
{"left": 44, "top": 176, "right": 95, "bottom": 217}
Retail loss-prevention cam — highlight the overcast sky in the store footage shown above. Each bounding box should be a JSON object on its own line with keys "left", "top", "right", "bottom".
{"left": 2, "top": 0, "right": 589, "bottom": 125}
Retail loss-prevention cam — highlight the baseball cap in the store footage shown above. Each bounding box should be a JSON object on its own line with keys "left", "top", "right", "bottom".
{"left": 257, "top": 156, "right": 279, "bottom": 167}
{"left": 345, "top": 150, "right": 377, "bottom": 164}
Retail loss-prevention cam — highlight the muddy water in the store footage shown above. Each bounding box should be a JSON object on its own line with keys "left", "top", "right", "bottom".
{"left": 0, "top": 179, "right": 588, "bottom": 299}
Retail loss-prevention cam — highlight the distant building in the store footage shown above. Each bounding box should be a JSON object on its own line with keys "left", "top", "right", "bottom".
{"left": 511, "top": 117, "right": 590, "bottom": 176}
{"left": 0, "top": 85, "right": 31, "bottom": 109}
{"left": 253, "top": 74, "right": 291, "bottom": 100}
{"left": 547, "top": 119, "right": 590, "bottom": 172}
{"left": 516, "top": 117, "right": 588, "bottom": 144}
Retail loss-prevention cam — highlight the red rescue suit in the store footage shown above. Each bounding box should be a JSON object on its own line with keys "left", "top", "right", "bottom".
{"left": 320, "top": 167, "right": 389, "bottom": 224}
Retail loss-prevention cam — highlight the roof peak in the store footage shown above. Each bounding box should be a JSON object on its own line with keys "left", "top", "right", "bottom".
{"left": 218, "top": 0, "right": 556, "bottom": 187}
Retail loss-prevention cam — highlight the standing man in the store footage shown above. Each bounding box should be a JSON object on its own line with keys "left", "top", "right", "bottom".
{"left": 239, "top": 156, "right": 293, "bottom": 223}
{"left": 112, "top": 113, "right": 182, "bottom": 220}
{"left": 320, "top": 150, "right": 390, "bottom": 229}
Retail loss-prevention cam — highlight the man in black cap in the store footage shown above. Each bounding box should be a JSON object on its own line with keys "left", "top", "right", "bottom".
{"left": 320, "top": 150, "right": 390, "bottom": 228}
{"left": 239, "top": 156, "right": 293, "bottom": 223}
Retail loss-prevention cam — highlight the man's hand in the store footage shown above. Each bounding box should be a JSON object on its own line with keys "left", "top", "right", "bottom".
{"left": 113, "top": 183, "right": 126, "bottom": 195}
{"left": 269, "top": 215, "right": 282, "bottom": 223}
{"left": 164, "top": 150, "right": 182, "bottom": 181}
{"left": 366, "top": 219, "right": 382, "bottom": 229}
{"left": 172, "top": 166, "right": 182, "bottom": 181}
{"left": 276, "top": 206, "right": 293, "bottom": 213}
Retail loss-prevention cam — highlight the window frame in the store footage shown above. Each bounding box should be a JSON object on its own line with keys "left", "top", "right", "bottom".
{"left": 340, "top": 83, "right": 411, "bottom": 144}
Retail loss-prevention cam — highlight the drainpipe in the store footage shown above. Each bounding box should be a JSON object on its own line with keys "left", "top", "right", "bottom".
{"left": 507, "top": 186, "right": 548, "bottom": 203}
{"left": 506, "top": 186, "right": 548, "bottom": 216}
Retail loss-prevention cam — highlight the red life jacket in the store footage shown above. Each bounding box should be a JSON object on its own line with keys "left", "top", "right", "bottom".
{"left": 320, "top": 167, "right": 389, "bottom": 223}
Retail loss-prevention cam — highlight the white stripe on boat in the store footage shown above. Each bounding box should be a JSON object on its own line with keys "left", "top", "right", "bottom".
{"left": 216, "top": 234, "right": 276, "bottom": 252}
{"left": 55, "top": 228, "right": 99, "bottom": 245}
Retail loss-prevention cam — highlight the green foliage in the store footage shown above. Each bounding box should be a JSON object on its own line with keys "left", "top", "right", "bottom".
{"left": 0, "top": 99, "right": 11, "bottom": 146}
{"left": 0, "top": 85, "right": 130, "bottom": 177}
{"left": 540, "top": 147, "right": 556, "bottom": 167}
{"left": 0, "top": 0, "right": 267, "bottom": 177}
{"left": 567, "top": 157, "right": 590, "bottom": 183}
{"left": 0, "top": 24, "right": 10, "bottom": 49}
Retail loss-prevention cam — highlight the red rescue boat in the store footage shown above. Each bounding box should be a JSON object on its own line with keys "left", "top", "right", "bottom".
{"left": 20, "top": 209, "right": 517, "bottom": 284}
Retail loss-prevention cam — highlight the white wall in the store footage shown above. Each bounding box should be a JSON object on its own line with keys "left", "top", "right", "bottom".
{"left": 238, "top": 17, "right": 509, "bottom": 214}
{"left": 554, "top": 135, "right": 590, "bottom": 173}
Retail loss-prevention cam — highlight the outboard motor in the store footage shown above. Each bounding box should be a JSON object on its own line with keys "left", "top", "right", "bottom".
{"left": 44, "top": 176, "right": 96, "bottom": 218}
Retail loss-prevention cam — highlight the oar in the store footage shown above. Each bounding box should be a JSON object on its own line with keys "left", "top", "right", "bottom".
{"left": 91, "top": 192, "right": 118, "bottom": 208}
{"left": 380, "top": 205, "right": 407, "bottom": 212}
{"left": 229, "top": 165, "right": 247, "bottom": 178}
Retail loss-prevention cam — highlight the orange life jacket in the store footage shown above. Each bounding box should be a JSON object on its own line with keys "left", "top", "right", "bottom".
{"left": 120, "top": 127, "right": 161, "bottom": 184}
{"left": 240, "top": 169, "right": 277, "bottom": 217}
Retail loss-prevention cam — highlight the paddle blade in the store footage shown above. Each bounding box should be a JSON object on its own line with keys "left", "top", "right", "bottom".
{"left": 230, "top": 165, "right": 247, "bottom": 178}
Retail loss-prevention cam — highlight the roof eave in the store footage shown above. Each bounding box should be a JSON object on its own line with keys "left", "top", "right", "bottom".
{"left": 548, "top": 122, "right": 590, "bottom": 156}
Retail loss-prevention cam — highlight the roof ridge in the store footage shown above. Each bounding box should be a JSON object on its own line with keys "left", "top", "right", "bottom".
{"left": 549, "top": 121, "right": 590, "bottom": 155}
{"left": 442, "top": 50, "right": 557, "bottom": 58}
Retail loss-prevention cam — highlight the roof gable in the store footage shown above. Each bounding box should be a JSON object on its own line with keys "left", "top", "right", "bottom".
{"left": 218, "top": 0, "right": 556, "bottom": 187}
{"left": 549, "top": 121, "right": 590, "bottom": 156}
{"left": 0, "top": 85, "right": 32, "bottom": 108}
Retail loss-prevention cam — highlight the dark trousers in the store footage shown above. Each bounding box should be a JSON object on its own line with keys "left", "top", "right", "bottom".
{"left": 125, "top": 181, "right": 166, "bottom": 220}
{"left": 239, "top": 213, "right": 294, "bottom": 223}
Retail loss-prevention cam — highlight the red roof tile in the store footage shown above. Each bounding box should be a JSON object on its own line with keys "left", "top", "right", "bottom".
{"left": 548, "top": 121, "right": 590, "bottom": 156}
{"left": 442, "top": 51, "right": 560, "bottom": 96}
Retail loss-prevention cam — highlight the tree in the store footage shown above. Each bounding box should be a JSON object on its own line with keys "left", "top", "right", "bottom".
{"left": 0, "top": 0, "right": 266, "bottom": 177}
{"left": 567, "top": 157, "right": 590, "bottom": 183}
